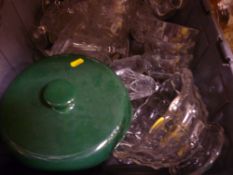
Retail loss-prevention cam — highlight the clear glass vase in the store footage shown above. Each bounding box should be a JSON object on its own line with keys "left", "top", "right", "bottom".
{"left": 113, "top": 68, "right": 224, "bottom": 174}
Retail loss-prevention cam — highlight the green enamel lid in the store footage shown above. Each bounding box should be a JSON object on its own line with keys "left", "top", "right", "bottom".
{"left": 0, "top": 54, "right": 131, "bottom": 171}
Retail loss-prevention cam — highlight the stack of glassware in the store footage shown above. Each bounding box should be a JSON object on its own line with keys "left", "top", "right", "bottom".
{"left": 33, "top": 1, "right": 225, "bottom": 174}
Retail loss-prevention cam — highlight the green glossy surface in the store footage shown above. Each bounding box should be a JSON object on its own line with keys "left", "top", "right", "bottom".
{"left": 0, "top": 54, "right": 131, "bottom": 171}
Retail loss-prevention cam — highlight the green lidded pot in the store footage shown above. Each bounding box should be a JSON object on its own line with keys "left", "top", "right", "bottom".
{"left": 0, "top": 54, "right": 132, "bottom": 171}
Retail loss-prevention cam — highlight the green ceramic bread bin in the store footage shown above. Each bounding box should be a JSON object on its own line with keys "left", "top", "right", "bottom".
{"left": 0, "top": 54, "right": 131, "bottom": 171}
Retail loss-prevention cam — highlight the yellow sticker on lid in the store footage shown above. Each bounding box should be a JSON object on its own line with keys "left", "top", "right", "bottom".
{"left": 70, "top": 58, "right": 84, "bottom": 68}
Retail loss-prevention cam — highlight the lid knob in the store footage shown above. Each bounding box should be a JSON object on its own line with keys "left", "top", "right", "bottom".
{"left": 43, "top": 79, "right": 75, "bottom": 113}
